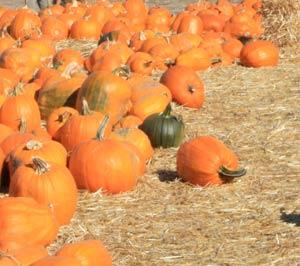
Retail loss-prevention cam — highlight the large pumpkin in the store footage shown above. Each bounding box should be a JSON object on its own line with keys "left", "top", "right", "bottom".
{"left": 176, "top": 136, "right": 246, "bottom": 186}
{"left": 56, "top": 239, "right": 112, "bottom": 266}
{"left": 9, "top": 157, "right": 77, "bottom": 225}
{"left": 160, "top": 66, "right": 205, "bottom": 108}
{"left": 0, "top": 245, "right": 48, "bottom": 266}
{"left": 0, "top": 197, "right": 58, "bottom": 251}
{"left": 30, "top": 256, "right": 81, "bottom": 266}
{"left": 76, "top": 71, "right": 132, "bottom": 124}
{"left": 68, "top": 116, "right": 145, "bottom": 193}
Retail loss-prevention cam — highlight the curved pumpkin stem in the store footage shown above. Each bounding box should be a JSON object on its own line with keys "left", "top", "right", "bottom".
{"left": 19, "top": 117, "right": 27, "bottom": 133}
{"left": 219, "top": 165, "right": 247, "bottom": 182}
{"left": 162, "top": 104, "right": 172, "bottom": 116}
{"left": 57, "top": 111, "right": 73, "bottom": 123}
{"left": 95, "top": 115, "right": 110, "bottom": 140}
{"left": 112, "top": 65, "right": 131, "bottom": 79}
{"left": 81, "top": 99, "right": 92, "bottom": 115}
{"left": 26, "top": 140, "right": 43, "bottom": 150}
{"left": 32, "top": 157, "right": 50, "bottom": 175}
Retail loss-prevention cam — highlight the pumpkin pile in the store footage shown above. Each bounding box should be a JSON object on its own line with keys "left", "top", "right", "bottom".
{"left": 0, "top": 0, "right": 279, "bottom": 263}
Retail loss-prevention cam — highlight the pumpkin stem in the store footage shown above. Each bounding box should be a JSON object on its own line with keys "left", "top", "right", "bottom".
{"left": 81, "top": 99, "right": 91, "bottom": 115}
{"left": 19, "top": 117, "right": 27, "bottom": 133}
{"left": 32, "top": 157, "right": 50, "bottom": 175}
{"left": 139, "top": 31, "right": 147, "bottom": 41}
{"left": 0, "top": 251, "right": 21, "bottom": 266}
{"left": 162, "top": 104, "right": 172, "bottom": 116}
{"left": 112, "top": 65, "right": 131, "bottom": 78}
{"left": 56, "top": 111, "right": 72, "bottom": 123}
{"left": 61, "top": 62, "right": 80, "bottom": 78}
{"left": 95, "top": 115, "right": 110, "bottom": 140}
{"left": 26, "top": 140, "right": 43, "bottom": 150}
{"left": 211, "top": 58, "right": 222, "bottom": 65}
{"left": 218, "top": 166, "right": 247, "bottom": 182}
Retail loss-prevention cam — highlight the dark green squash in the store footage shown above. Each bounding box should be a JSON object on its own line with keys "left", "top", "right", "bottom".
{"left": 139, "top": 104, "right": 184, "bottom": 148}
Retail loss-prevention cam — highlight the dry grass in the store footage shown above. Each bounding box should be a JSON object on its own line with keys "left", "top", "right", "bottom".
{"left": 1, "top": 1, "right": 300, "bottom": 265}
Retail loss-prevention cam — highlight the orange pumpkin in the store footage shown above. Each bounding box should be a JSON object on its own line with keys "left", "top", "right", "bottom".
{"left": 170, "top": 33, "right": 203, "bottom": 53}
{"left": 127, "top": 52, "right": 154, "bottom": 75}
{"left": 53, "top": 49, "right": 84, "bottom": 71}
{"left": 70, "top": 18, "right": 102, "bottom": 40}
{"left": 56, "top": 239, "right": 112, "bottom": 266}
{"left": 68, "top": 116, "right": 145, "bottom": 193}
{"left": 0, "top": 197, "right": 58, "bottom": 251}
{"left": 0, "top": 124, "right": 14, "bottom": 144}
{"left": 240, "top": 40, "right": 279, "bottom": 67}
{"left": 222, "top": 37, "right": 243, "bottom": 58}
{"left": 177, "top": 14, "right": 203, "bottom": 35}
{"left": 160, "top": 66, "right": 205, "bottom": 109}
{"left": 0, "top": 68, "right": 19, "bottom": 96}
{"left": 92, "top": 51, "right": 123, "bottom": 72}
{"left": 177, "top": 136, "right": 246, "bottom": 186}
{"left": 47, "top": 106, "right": 78, "bottom": 141}
{"left": 30, "top": 256, "right": 81, "bottom": 266}
{"left": 0, "top": 245, "right": 48, "bottom": 266}
{"left": 0, "top": 36, "right": 15, "bottom": 55}
{"left": 41, "top": 17, "right": 69, "bottom": 41}
{"left": 116, "top": 115, "right": 143, "bottom": 129}
{"left": 9, "top": 157, "right": 77, "bottom": 225}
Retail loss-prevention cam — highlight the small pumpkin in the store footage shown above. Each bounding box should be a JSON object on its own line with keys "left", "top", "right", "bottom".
{"left": 176, "top": 136, "right": 246, "bottom": 186}
{"left": 139, "top": 104, "right": 184, "bottom": 148}
{"left": 0, "top": 197, "right": 58, "bottom": 251}
{"left": 56, "top": 239, "right": 112, "bottom": 266}
{"left": 9, "top": 157, "right": 77, "bottom": 225}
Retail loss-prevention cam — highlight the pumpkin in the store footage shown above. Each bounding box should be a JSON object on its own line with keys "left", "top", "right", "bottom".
{"left": 176, "top": 136, "right": 246, "bottom": 186}
{"left": 76, "top": 71, "right": 132, "bottom": 124}
{"left": 9, "top": 157, "right": 77, "bottom": 225}
{"left": 0, "top": 36, "right": 15, "bottom": 55}
{"left": 92, "top": 51, "right": 123, "bottom": 72}
{"left": 40, "top": 4, "right": 65, "bottom": 17}
{"left": 0, "top": 93, "right": 41, "bottom": 133}
{"left": 139, "top": 104, "right": 184, "bottom": 148}
{"left": 59, "top": 100, "right": 112, "bottom": 152}
{"left": 127, "top": 52, "right": 154, "bottom": 75}
{"left": 30, "top": 256, "right": 81, "bottom": 266}
{"left": 37, "top": 68, "right": 86, "bottom": 119}
{"left": 198, "top": 13, "right": 226, "bottom": 32}
{"left": 84, "top": 4, "right": 112, "bottom": 27}
{"left": 109, "top": 127, "right": 154, "bottom": 161}
{"left": 68, "top": 116, "right": 145, "bottom": 193}
{"left": 56, "top": 239, "right": 112, "bottom": 266}
{"left": 177, "top": 14, "right": 203, "bottom": 35}
{"left": 57, "top": 13, "right": 80, "bottom": 30}
{"left": 129, "top": 30, "right": 155, "bottom": 51}
{"left": 170, "top": 33, "right": 203, "bottom": 53}
{"left": 0, "top": 245, "right": 48, "bottom": 266}
{"left": 222, "top": 37, "right": 243, "bottom": 58}
{"left": 240, "top": 40, "right": 279, "bottom": 67}
{"left": 160, "top": 66, "right": 205, "bottom": 109}
{"left": 0, "top": 68, "right": 19, "bottom": 96}
{"left": 0, "top": 9, "right": 17, "bottom": 32}
{"left": 9, "top": 11, "right": 41, "bottom": 40}
{"left": 0, "top": 124, "right": 14, "bottom": 144}
{"left": 70, "top": 18, "right": 102, "bottom": 40}
{"left": 41, "top": 17, "right": 69, "bottom": 41}
{"left": 8, "top": 139, "right": 67, "bottom": 175}
{"left": 115, "top": 115, "right": 143, "bottom": 129}
{"left": 46, "top": 106, "right": 78, "bottom": 141}
{"left": 0, "top": 197, "right": 58, "bottom": 251}
{"left": 53, "top": 49, "right": 84, "bottom": 71}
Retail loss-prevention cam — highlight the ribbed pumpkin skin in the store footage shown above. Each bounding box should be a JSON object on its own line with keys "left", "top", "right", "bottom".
{"left": 0, "top": 245, "right": 48, "bottom": 266}
{"left": 57, "top": 240, "right": 112, "bottom": 266}
{"left": 176, "top": 136, "right": 240, "bottom": 186}
{"left": 76, "top": 71, "right": 132, "bottom": 124}
{"left": 8, "top": 139, "right": 67, "bottom": 175}
{"left": 9, "top": 160, "right": 77, "bottom": 225}
{"left": 31, "top": 256, "right": 81, "bottom": 266}
{"left": 69, "top": 139, "right": 143, "bottom": 193}
{"left": 38, "top": 75, "right": 86, "bottom": 119}
{"left": 0, "top": 197, "right": 58, "bottom": 251}
{"left": 139, "top": 108, "right": 184, "bottom": 148}
{"left": 0, "top": 95, "right": 41, "bottom": 132}
{"left": 0, "top": 148, "right": 4, "bottom": 179}
{"left": 0, "top": 124, "right": 14, "bottom": 144}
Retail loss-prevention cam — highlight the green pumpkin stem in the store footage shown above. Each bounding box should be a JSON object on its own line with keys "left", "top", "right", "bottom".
{"left": 219, "top": 166, "right": 247, "bottom": 181}
{"left": 32, "top": 157, "right": 50, "bottom": 175}
{"left": 163, "top": 104, "right": 172, "bottom": 116}
{"left": 81, "top": 99, "right": 91, "bottom": 115}
{"left": 96, "top": 115, "right": 110, "bottom": 140}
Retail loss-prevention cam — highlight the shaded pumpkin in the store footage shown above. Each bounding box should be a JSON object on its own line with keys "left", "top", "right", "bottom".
{"left": 126, "top": 52, "right": 154, "bottom": 75}
{"left": 22, "top": 38, "right": 55, "bottom": 63}
{"left": 0, "top": 68, "right": 19, "bottom": 96}
{"left": 0, "top": 197, "right": 58, "bottom": 251}
{"left": 160, "top": 66, "right": 205, "bottom": 108}
{"left": 53, "top": 49, "right": 84, "bottom": 71}
{"left": 0, "top": 123, "right": 14, "bottom": 144}
{"left": 70, "top": 18, "right": 102, "bottom": 40}
{"left": 176, "top": 135, "right": 246, "bottom": 186}
{"left": 56, "top": 239, "right": 112, "bottom": 266}
{"left": 177, "top": 14, "right": 203, "bottom": 35}
{"left": 92, "top": 51, "right": 123, "bottom": 72}
{"left": 0, "top": 35, "right": 16, "bottom": 55}
{"left": 115, "top": 115, "right": 143, "bottom": 129}
{"left": 30, "top": 256, "right": 81, "bottom": 266}
{"left": 41, "top": 17, "right": 69, "bottom": 41}
{"left": 222, "top": 37, "right": 243, "bottom": 58}
{"left": 9, "top": 157, "right": 77, "bottom": 225}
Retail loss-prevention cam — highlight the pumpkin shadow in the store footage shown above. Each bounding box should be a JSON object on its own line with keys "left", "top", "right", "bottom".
{"left": 156, "top": 169, "right": 180, "bottom": 183}
{"left": 0, "top": 161, "right": 10, "bottom": 193}
{"left": 280, "top": 209, "right": 300, "bottom": 226}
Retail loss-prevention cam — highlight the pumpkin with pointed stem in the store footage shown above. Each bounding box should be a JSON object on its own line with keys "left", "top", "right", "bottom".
{"left": 92, "top": 51, "right": 123, "bottom": 72}
{"left": 0, "top": 245, "right": 48, "bottom": 266}
{"left": 160, "top": 66, "right": 205, "bottom": 109}
{"left": 69, "top": 116, "right": 145, "bottom": 193}
{"left": 60, "top": 100, "right": 112, "bottom": 152}
{"left": 53, "top": 49, "right": 84, "bottom": 72}
{"left": 56, "top": 239, "right": 112, "bottom": 266}
{"left": 8, "top": 139, "right": 67, "bottom": 175}
{"left": 177, "top": 136, "right": 246, "bottom": 186}
{"left": 30, "top": 256, "right": 81, "bottom": 266}
{"left": 127, "top": 52, "right": 154, "bottom": 75}
{"left": 240, "top": 40, "right": 279, "bottom": 67}
{"left": 9, "top": 157, "right": 77, "bottom": 225}
{"left": 0, "top": 68, "right": 20, "bottom": 96}
{"left": 0, "top": 91, "right": 41, "bottom": 132}
{"left": 47, "top": 107, "right": 78, "bottom": 141}
{"left": 0, "top": 197, "right": 58, "bottom": 251}
{"left": 139, "top": 104, "right": 184, "bottom": 148}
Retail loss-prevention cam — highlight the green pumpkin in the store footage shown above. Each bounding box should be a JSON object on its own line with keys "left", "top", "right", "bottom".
{"left": 139, "top": 104, "right": 184, "bottom": 148}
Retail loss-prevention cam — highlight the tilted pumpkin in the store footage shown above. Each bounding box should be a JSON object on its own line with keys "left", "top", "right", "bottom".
{"left": 9, "top": 157, "right": 77, "bottom": 225}
{"left": 56, "top": 239, "right": 112, "bottom": 266}
{"left": 139, "top": 104, "right": 185, "bottom": 148}
{"left": 68, "top": 116, "right": 145, "bottom": 193}
{"left": 176, "top": 136, "right": 246, "bottom": 186}
{"left": 0, "top": 197, "right": 58, "bottom": 251}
